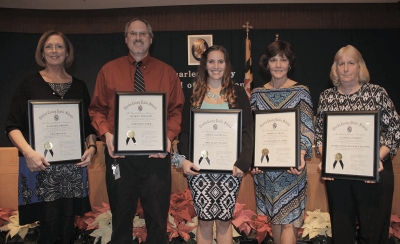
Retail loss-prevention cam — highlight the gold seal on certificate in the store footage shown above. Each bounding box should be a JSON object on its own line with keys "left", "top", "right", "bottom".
{"left": 126, "top": 130, "right": 137, "bottom": 145}
{"left": 261, "top": 148, "right": 270, "bottom": 163}
{"left": 44, "top": 141, "right": 54, "bottom": 157}
{"left": 333, "top": 152, "right": 344, "bottom": 169}
{"left": 199, "top": 150, "right": 210, "bottom": 165}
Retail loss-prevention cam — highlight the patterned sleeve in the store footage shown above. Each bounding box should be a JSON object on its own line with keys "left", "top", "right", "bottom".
{"left": 378, "top": 87, "right": 400, "bottom": 156}
{"left": 249, "top": 88, "right": 258, "bottom": 110}
{"left": 299, "top": 86, "right": 315, "bottom": 158}
{"left": 314, "top": 91, "right": 326, "bottom": 156}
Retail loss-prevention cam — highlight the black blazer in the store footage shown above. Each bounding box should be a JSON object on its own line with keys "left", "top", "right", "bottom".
{"left": 178, "top": 85, "right": 254, "bottom": 173}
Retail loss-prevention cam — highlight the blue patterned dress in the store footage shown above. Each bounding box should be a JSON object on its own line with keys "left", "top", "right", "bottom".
{"left": 250, "top": 83, "right": 314, "bottom": 227}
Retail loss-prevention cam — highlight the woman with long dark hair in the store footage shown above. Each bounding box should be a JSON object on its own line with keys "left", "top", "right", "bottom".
{"left": 178, "top": 45, "right": 254, "bottom": 243}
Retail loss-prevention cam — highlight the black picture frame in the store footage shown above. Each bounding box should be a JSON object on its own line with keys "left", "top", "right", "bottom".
{"left": 189, "top": 109, "right": 242, "bottom": 173}
{"left": 28, "top": 99, "right": 85, "bottom": 164}
{"left": 253, "top": 108, "right": 300, "bottom": 170}
{"left": 322, "top": 111, "right": 380, "bottom": 182}
{"left": 114, "top": 92, "right": 167, "bottom": 156}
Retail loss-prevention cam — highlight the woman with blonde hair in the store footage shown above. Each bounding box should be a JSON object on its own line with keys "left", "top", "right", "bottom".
{"left": 315, "top": 45, "right": 400, "bottom": 243}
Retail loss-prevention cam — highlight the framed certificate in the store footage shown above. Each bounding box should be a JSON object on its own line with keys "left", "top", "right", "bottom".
{"left": 253, "top": 108, "right": 300, "bottom": 170}
{"left": 114, "top": 92, "right": 167, "bottom": 155}
{"left": 28, "top": 100, "right": 85, "bottom": 164}
{"left": 189, "top": 109, "right": 242, "bottom": 173}
{"left": 322, "top": 111, "right": 380, "bottom": 181}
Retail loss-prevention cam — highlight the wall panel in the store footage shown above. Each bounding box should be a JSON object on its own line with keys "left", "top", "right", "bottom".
{"left": 0, "top": 3, "right": 399, "bottom": 34}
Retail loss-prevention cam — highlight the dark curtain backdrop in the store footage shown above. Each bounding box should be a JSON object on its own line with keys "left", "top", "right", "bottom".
{"left": 1, "top": 29, "right": 399, "bottom": 146}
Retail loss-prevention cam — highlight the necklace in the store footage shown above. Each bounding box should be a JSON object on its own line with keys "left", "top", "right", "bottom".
{"left": 207, "top": 91, "right": 222, "bottom": 100}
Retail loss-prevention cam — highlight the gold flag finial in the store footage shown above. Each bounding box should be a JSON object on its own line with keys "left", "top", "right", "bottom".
{"left": 275, "top": 34, "right": 279, "bottom": 41}
{"left": 243, "top": 22, "right": 253, "bottom": 39}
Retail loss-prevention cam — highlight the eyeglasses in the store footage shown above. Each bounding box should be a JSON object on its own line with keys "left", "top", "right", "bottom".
{"left": 128, "top": 31, "right": 149, "bottom": 37}
{"left": 44, "top": 44, "right": 65, "bottom": 50}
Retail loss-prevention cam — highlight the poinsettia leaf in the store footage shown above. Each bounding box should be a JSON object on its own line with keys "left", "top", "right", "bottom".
{"left": 178, "top": 230, "right": 192, "bottom": 241}
{"left": 232, "top": 225, "right": 241, "bottom": 237}
{"left": 0, "top": 224, "right": 10, "bottom": 231}
{"left": 9, "top": 226, "right": 20, "bottom": 238}
{"left": 391, "top": 215, "right": 400, "bottom": 223}
{"left": 84, "top": 217, "right": 96, "bottom": 227}
{"left": 101, "top": 227, "right": 112, "bottom": 244}
{"left": 18, "top": 227, "right": 29, "bottom": 239}
{"left": 256, "top": 229, "right": 268, "bottom": 243}
{"left": 178, "top": 221, "right": 196, "bottom": 233}
{"left": 309, "top": 230, "right": 319, "bottom": 239}
{"left": 74, "top": 216, "right": 88, "bottom": 229}
{"left": 234, "top": 202, "right": 246, "bottom": 214}
{"left": 176, "top": 207, "right": 193, "bottom": 222}
{"left": 232, "top": 214, "right": 252, "bottom": 226}
{"left": 391, "top": 222, "right": 400, "bottom": 239}
{"left": 302, "top": 227, "right": 310, "bottom": 238}
{"left": 168, "top": 231, "right": 179, "bottom": 241}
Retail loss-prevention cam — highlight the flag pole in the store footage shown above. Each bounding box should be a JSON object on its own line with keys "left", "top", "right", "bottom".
{"left": 242, "top": 22, "right": 253, "bottom": 99}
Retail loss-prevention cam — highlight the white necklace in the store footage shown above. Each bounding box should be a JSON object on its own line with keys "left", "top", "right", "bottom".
{"left": 207, "top": 91, "right": 222, "bottom": 100}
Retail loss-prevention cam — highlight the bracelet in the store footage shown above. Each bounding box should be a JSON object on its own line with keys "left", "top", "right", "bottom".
{"left": 171, "top": 153, "right": 186, "bottom": 168}
{"left": 88, "top": 144, "right": 97, "bottom": 155}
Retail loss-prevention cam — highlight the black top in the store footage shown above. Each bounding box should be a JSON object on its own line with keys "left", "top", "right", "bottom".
{"left": 5, "top": 72, "right": 95, "bottom": 155}
{"left": 178, "top": 85, "right": 254, "bottom": 173}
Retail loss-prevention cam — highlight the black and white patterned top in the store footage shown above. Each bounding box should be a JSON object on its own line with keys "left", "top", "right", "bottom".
{"left": 48, "top": 81, "right": 72, "bottom": 97}
{"left": 315, "top": 83, "right": 400, "bottom": 157}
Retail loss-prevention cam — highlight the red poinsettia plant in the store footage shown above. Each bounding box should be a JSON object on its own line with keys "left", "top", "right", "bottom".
{"left": 74, "top": 202, "right": 111, "bottom": 230}
{"left": 0, "top": 207, "right": 14, "bottom": 227}
{"left": 166, "top": 188, "right": 197, "bottom": 242}
{"left": 390, "top": 214, "right": 400, "bottom": 239}
{"left": 232, "top": 202, "right": 272, "bottom": 243}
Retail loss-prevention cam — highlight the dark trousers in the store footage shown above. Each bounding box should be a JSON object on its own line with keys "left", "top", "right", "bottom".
{"left": 326, "top": 158, "right": 394, "bottom": 244}
{"left": 106, "top": 152, "right": 172, "bottom": 244}
{"left": 37, "top": 216, "right": 75, "bottom": 244}
{"left": 105, "top": 149, "right": 120, "bottom": 230}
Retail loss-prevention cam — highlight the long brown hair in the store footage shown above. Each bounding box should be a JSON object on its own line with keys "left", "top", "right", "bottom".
{"left": 192, "top": 45, "right": 236, "bottom": 108}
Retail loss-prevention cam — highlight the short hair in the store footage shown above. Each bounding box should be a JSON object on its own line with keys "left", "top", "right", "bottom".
{"left": 35, "top": 30, "right": 74, "bottom": 68}
{"left": 330, "top": 45, "right": 370, "bottom": 87}
{"left": 124, "top": 18, "right": 154, "bottom": 38}
{"left": 259, "top": 40, "right": 296, "bottom": 74}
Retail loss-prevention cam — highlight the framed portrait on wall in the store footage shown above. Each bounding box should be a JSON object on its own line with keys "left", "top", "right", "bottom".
{"left": 187, "top": 35, "right": 213, "bottom": 65}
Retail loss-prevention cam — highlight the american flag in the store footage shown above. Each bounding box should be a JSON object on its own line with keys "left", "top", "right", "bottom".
{"left": 244, "top": 37, "right": 253, "bottom": 99}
